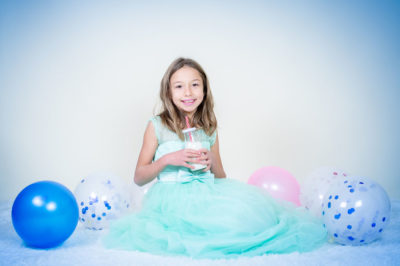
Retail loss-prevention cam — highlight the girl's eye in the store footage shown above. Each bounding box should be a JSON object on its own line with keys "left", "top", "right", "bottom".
{"left": 175, "top": 85, "right": 182, "bottom": 89}
{"left": 193, "top": 83, "right": 199, "bottom": 87}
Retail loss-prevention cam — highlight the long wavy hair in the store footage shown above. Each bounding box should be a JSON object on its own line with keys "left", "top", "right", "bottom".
{"left": 158, "top": 57, "right": 217, "bottom": 140}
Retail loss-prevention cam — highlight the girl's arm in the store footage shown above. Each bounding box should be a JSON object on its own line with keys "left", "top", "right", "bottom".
{"left": 134, "top": 122, "right": 163, "bottom": 186}
{"left": 209, "top": 133, "right": 226, "bottom": 178}
{"left": 134, "top": 121, "right": 202, "bottom": 186}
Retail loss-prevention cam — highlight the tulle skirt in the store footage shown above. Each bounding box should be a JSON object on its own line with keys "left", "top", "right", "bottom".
{"left": 103, "top": 178, "right": 327, "bottom": 259}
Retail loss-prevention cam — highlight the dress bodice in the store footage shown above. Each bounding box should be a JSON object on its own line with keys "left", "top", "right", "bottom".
{"left": 150, "top": 116, "right": 216, "bottom": 183}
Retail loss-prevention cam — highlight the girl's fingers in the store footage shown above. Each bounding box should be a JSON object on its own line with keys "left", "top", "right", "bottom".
{"left": 185, "top": 149, "right": 201, "bottom": 154}
{"left": 199, "top": 156, "right": 210, "bottom": 164}
{"left": 186, "top": 158, "right": 202, "bottom": 164}
{"left": 185, "top": 151, "right": 201, "bottom": 158}
{"left": 201, "top": 159, "right": 211, "bottom": 171}
{"left": 181, "top": 147, "right": 210, "bottom": 170}
{"left": 198, "top": 154, "right": 208, "bottom": 161}
{"left": 198, "top": 148, "right": 208, "bottom": 153}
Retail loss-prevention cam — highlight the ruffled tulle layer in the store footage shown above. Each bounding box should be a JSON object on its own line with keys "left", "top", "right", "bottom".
{"left": 103, "top": 178, "right": 327, "bottom": 259}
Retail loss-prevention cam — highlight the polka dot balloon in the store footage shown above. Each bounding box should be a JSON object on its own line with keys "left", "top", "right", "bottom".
{"left": 74, "top": 172, "right": 131, "bottom": 230}
{"left": 322, "top": 176, "right": 391, "bottom": 245}
{"left": 300, "top": 166, "right": 349, "bottom": 217}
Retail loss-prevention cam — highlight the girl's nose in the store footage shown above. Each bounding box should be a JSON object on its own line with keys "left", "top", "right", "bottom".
{"left": 184, "top": 86, "right": 192, "bottom": 96}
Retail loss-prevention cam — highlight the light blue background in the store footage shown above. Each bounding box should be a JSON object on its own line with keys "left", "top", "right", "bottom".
{"left": 1, "top": 0, "right": 399, "bottom": 200}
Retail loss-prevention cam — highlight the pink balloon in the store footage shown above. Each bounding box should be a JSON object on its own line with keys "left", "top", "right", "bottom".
{"left": 248, "top": 166, "right": 301, "bottom": 206}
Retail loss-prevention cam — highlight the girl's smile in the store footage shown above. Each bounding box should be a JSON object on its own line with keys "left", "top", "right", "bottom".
{"left": 181, "top": 99, "right": 196, "bottom": 106}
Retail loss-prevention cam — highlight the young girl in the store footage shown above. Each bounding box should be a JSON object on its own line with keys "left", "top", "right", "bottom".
{"left": 104, "top": 58, "right": 327, "bottom": 258}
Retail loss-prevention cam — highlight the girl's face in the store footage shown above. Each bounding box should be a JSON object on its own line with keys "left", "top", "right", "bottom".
{"left": 169, "top": 66, "right": 204, "bottom": 118}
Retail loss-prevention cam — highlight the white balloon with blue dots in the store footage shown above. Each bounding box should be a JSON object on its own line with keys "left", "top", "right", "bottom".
{"left": 322, "top": 176, "right": 391, "bottom": 245}
{"left": 300, "top": 166, "right": 349, "bottom": 217}
{"left": 74, "top": 172, "right": 132, "bottom": 230}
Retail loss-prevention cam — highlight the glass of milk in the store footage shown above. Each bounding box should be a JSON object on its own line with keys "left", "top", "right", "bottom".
{"left": 182, "top": 127, "right": 206, "bottom": 171}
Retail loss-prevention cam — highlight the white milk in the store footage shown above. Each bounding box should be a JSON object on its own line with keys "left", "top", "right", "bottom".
{"left": 185, "top": 141, "right": 206, "bottom": 171}
{"left": 183, "top": 127, "right": 207, "bottom": 171}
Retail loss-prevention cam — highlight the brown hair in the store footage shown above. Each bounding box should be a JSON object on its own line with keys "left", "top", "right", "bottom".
{"left": 158, "top": 57, "right": 217, "bottom": 140}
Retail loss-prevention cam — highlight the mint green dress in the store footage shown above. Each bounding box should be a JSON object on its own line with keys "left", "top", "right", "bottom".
{"left": 103, "top": 116, "right": 327, "bottom": 258}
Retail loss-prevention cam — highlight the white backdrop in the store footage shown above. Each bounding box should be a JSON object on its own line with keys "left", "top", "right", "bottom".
{"left": 1, "top": 0, "right": 399, "bottom": 201}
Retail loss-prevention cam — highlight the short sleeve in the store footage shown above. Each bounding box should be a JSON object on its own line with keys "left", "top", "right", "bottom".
{"left": 210, "top": 130, "right": 217, "bottom": 146}
{"left": 149, "top": 116, "right": 160, "bottom": 144}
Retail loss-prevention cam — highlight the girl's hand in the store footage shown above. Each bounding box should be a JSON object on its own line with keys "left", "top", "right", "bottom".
{"left": 198, "top": 148, "right": 212, "bottom": 172}
{"left": 163, "top": 149, "right": 201, "bottom": 169}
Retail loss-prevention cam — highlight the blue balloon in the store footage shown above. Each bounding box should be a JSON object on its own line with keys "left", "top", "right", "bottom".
{"left": 12, "top": 181, "right": 79, "bottom": 248}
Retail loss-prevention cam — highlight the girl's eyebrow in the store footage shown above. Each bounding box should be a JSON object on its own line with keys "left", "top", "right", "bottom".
{"left": 172, "top": 79, "right": 201, "bottom": 85}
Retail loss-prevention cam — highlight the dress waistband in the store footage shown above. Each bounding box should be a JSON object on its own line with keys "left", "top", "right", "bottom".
{"left": 158, "top": 169, "right": 214, "bottom": 184}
